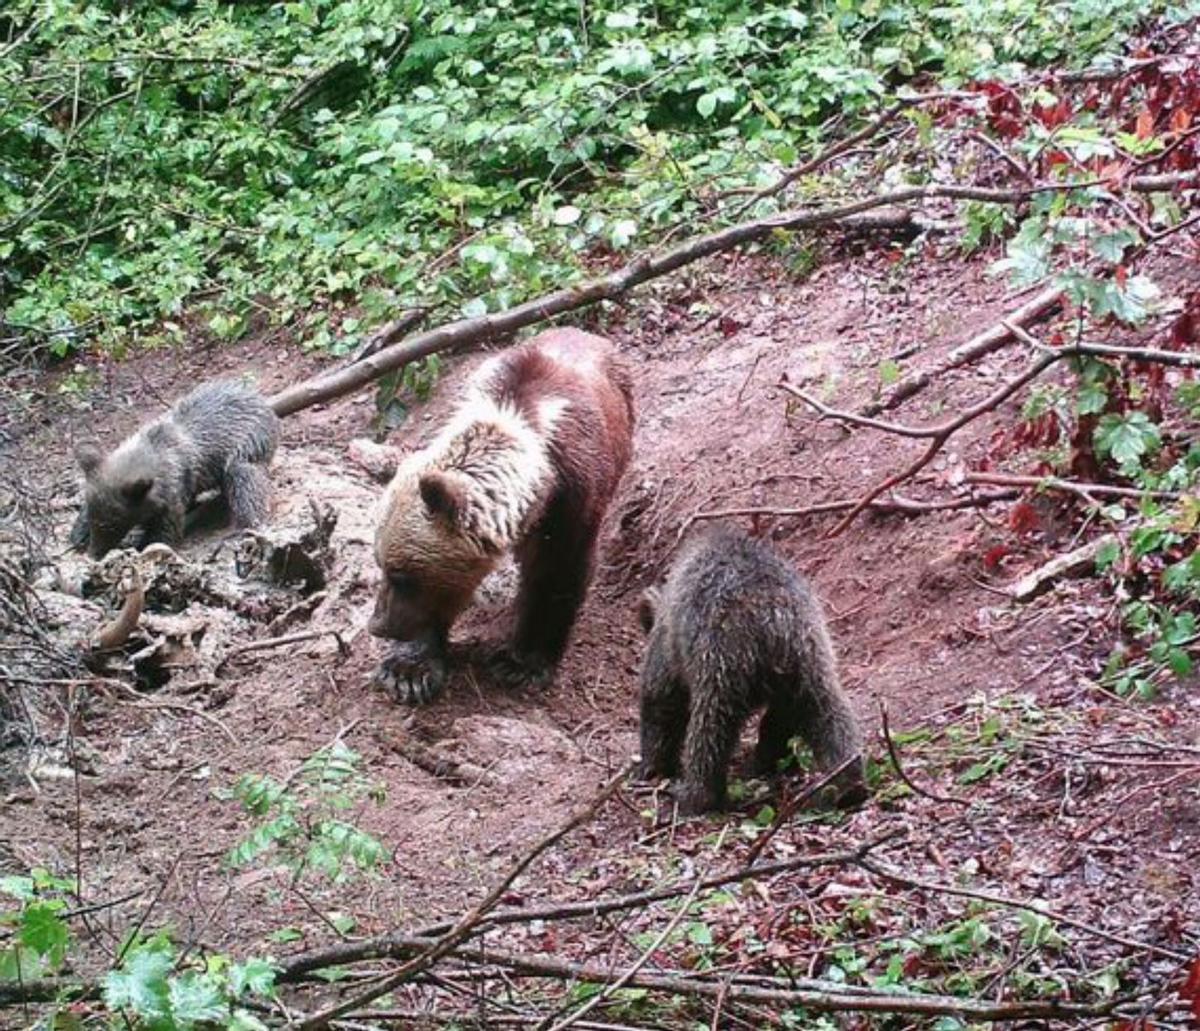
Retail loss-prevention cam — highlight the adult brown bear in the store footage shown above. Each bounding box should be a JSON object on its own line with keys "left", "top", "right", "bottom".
{"left": 369, "top": 328, "right": 635, "bottom": 703}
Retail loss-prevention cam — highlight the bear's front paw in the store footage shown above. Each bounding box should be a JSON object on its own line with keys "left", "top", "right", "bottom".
{"left": 488, "top": 647, "right": 554, "bottom": 690}
{"left": 374, "top": 646, "right": 447, "bottom": 705}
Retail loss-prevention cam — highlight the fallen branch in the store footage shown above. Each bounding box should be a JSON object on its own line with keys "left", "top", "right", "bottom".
{"left": 267, "top": 171, "right": 1198, "bottom": 417}
{"left": 1003, "top": 323, "right": 1200, "bottom": 369}
{"left": 861, "top": 284, "right": 1065, "bottom": 417}
{"left": 281, "top": 835, "right": 896, "bottom": 978}
{"left": 216, "top": 628, "right": 348, "bottom": 671}
{"left": 338, "top": 937, "right": 1132, "bottom": 1022}
{"left": 958, "top": 471, "right": 1182, "bottom": 502}
{"left": 294, "top": 763, "right": 633, "bottom": 1029}
{"left": 679, "top": 490, "right": 1018, "bottom": 540}
{"left": 780, "top": 356, "right": 1063, "bottom": 537}
{"left": 1007, "top": 535, "right": 1118, "bottom": 601}
{"left": 879, "top": 704, "right": 970, "bottom": 807}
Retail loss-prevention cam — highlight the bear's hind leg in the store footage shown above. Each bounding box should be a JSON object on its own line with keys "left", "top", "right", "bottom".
{"left": 224, "top": 459, "right": 271, "bottom": 528}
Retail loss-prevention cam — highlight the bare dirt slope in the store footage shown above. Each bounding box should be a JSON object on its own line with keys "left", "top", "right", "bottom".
{"left": 2, "top": 245, "right": 1196, "bottom": 1009}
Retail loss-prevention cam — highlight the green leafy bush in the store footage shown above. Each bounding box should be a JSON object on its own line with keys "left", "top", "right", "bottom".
{"left": 224, "top": 741, "right": 388, "bottom": 881}
{"left": 0, "top": 0, "right": 1168, "bottom": 358}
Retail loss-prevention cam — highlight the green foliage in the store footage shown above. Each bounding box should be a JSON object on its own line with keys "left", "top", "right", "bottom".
{"left": 3, "top": 874, "right": 278, "bottom": 1029}
{"left": 224, "top": 741, "right": 388, "bottom": 882}
{"left": 102, "top": 933, "right": 278, "bottom": 1031}
{"left": 0, "top": 868, "right": 75, "bottom": 982}
{"left": 1094, "top": 411, "right": 1162, "bottom": 473}
{"left": 0, "top": 0, "right": 1168, "bottom": 359}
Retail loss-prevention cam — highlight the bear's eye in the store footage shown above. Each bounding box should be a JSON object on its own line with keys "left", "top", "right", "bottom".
{"left": 389, "top": 572, "right": 418, "bottom": 598}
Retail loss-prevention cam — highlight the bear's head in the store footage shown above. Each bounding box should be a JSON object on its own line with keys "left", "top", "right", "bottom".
{"left": 370, "top": 468, "right": 501, "bottom": 646}
{"left": 76, "top": 443, "right": 159, "bottom": 558}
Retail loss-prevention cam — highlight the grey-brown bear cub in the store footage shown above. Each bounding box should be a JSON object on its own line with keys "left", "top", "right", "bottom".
{"left": 638, "top": 522, "right": 867, "bottom": 815}
{"left": 70, "top": 379, "right": 280, "bottom": 558}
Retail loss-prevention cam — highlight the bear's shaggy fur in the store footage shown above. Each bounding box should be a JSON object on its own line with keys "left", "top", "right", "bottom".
{"left": 71, "top": 379, "right": 279, "bottom": 558}
{"left": 638, "top": 523, "right": 866, "bottom": 815}
{"left": 370, "top": 328, "right": 634, "bottom": 704}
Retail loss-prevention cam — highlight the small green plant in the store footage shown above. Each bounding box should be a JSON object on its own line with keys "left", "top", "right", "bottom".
{"left": 224, "top": 741, "right": 388, "bottom": 882}
{"left": 373, "top": 354, "right": 444, "bottom": 438}
{"left": 104, "top": 933, "right": 279, "bottom": 1031}
{"left": 0, "top": 868, "right": 75, "bottom": 982}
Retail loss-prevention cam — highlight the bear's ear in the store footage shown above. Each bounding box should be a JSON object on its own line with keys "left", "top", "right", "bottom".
{"left": 637, "top": 587, "right": 660, "bottom": 634}
{"left": 418, "top": 471, "right": 466, "bottom": 526}
{"left": 76, "top": 444, "right": 103, "bottom": 477}
{"left": 121, "top": 477, "right": 153, "bottom": 503}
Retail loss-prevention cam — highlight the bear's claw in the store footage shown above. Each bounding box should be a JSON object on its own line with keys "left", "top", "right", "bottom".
{"left": 374, "top": 647, "right": 446, "bottom": 705}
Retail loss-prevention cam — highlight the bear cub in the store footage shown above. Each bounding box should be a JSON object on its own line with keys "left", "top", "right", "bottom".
{"left": 638, "top": 522, "right": 867, "bottom": 815}
{"left": 370, "top": 328, "right": 635, "bottom": 704}
{"left": 71, "top": 378, "right": 280, "bottom": 558}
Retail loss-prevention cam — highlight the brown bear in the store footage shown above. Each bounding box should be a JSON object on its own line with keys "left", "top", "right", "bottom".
{"left": 638, "top": 522, "right": 867, "bottom": 815}
{"left": 70, "top": 379, "right": 280, "bottom": 559}
{"left": 369, "top": 328, "right": 635, "bottom": 703}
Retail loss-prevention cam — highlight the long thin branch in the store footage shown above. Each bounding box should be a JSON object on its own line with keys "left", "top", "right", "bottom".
{"left": 267, "top": 171, "right": 1198, "bottom": 417}
{"left": 960, "top": 471, "right": 1181, "bottom": 502}
{"left": 1004, "top": 325, "right": 1200, "bottom": 369}
{"left": 281, "top": 835, "right": 896, "bottom": 980}
{"left": 781, "top": 355, "right": 1063, "bottom": 537}
{"left": 294, "top": 763, "right": 632, "bottom": 1029}
{"left": 861, "top": 284, "right": 1066, "bottom": 417}
{"left": 362, "top": 938, "right": 1131, "bottom": 1022}
{"left": 678, "top": 490, "right": 1018, "bottom": 539}
{"left": 858, "top": 859, "right": 1191, "bottom": 962}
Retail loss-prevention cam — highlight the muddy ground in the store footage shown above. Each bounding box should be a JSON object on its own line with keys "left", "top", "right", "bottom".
{"left": 1, "top": 241, "right": 1197, "bottom": 1024}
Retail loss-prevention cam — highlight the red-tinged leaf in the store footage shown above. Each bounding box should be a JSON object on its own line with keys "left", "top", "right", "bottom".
{"left": 1180, "top": 953, "right": 1200, "bottom": 1015}
{"left": 1008, "top": 501, "right": 1039, "bottom": 535}
{"left": 1115, "top": 265, "right": 1128, "bottom": 287}
{"left": 902, "top": 952, "right": 924, "bottom": 978}
{"left": 1098, "top": 159, "right": 1127, "bottom": 184}
{"left": 1170, "top": 107, "right": 1193, "bottom": 133}
{"left": 1036, "top": 99, "right": 1072, "bottom": 128}
{"left": 717, "top": 314, "right": 741, "bottom": 338}
{"left": 1170, "top": 308, "right": 1196, "bottom": 348}
{"left": 1046, "top": 148, "right": 1071, "bottom": 168}
{"left": 983, "top": 544, "right": 1010, "bottom": 570}
{"left": 1135, "top": 109, "right": 1155, "bottom": 139}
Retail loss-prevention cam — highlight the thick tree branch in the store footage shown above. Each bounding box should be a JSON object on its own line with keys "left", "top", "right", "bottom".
{"left": 861, "top": 284, "right": 1066, "bottom": 417}
{"left": 267, "top": 170, "right": 1198, "bottom": 418}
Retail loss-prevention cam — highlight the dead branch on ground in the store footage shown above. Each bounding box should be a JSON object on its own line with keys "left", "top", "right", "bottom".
{"left": 294, "top": 763, "right": 633, "bottom": 1029}
{"left": 292, "top": 936, "right": 1143, "bottom": 1023}
{"left": 879, "top": 704, "right": 971, "bottom": 807}
{"left": 862, "top": 284, "right": 1066, "bottom": 417}
{"left": 282, "top": 835, "right": 896, "bottom": 976}
{"left": 678, "top": 489, "right": 1018, "bottom": 540}
{"left": 957, "top": 471, "right": 1181, "bottom": 502}
{"left": 780, "top": 354, "right": 1064, "bottom": 537}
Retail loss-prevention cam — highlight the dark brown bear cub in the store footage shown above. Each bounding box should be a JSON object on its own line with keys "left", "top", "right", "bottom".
{"left": 370, "top": 328, "right": 635, "bottom": 704}
{"left": 638, "top": 523, "right": 866, "bottom": 815}
{"left": 71, "top": 379, "right": 280, "bottom": 558}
